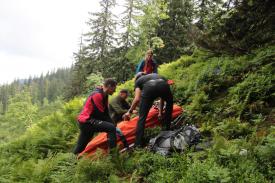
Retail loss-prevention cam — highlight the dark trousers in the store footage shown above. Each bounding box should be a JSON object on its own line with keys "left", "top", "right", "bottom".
{"left": 116, "top": 128, "right": 129, "bottom": 148}
{"left": 135, "top": 81, "right": 173, "bottom": 147}
{"left": 73, "top": 119, "right": 117, "bottom": 154}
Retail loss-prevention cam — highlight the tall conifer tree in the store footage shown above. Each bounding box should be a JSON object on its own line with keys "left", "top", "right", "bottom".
{"left": 84, "top": 0, "right": 117, "bottom": 77}
{"left": 156, "top": 0, "right": 194, "bottom": 63}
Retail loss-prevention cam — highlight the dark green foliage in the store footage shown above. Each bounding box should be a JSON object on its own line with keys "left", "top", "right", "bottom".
{"left": 214, "top": 118, "right": 252, "bottom": 139}
{"left": 179, "top": 158, "right": 231, "bottom": 183}
{"left": 67, "top": 0, "right": 138, "bottom": 99}
{"left": 75, "top": 156, "right": 115, "bottom": 182}
{"left": 0, "top": 85, "right": 8, "bottom": 114}
{"left": 194, "top": 0, "right": 224, "bottom": 31}
{"left": 197, "top": 0, "right": 275, "bottom": 54}
{"left": 0, "top": 0, "right": 274, "bottom": 181}
{"left": 101, "top": 48, "right": 135, "bottom": 82}
{"left": 155, "top": 0, "right": 194, "bottom": 63}
{"left": 0, "top": 45, "right": 274, "bottom": 182}
{"left": 0, "top": 68, "right": 71, "bottom": 113}
{"left": 65, "top": 46, "right": 91, "bottom": 98}
{"left": 0, "top": 91, "right": 38, "bottom": 142}
{"left": 85, "top": 0, "right": 117, "bottom": 65}
{"left": 228, "top": 64, "right": 274, "bottom": 120}
{"left": 119, "top": 0, "right": 139, "bottom": 49}
{"left": 158, "top": 45, "right": 274, "bottom": 124}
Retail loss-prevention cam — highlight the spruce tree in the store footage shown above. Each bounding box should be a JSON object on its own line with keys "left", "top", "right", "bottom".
{"left": 156, "top": 0, "right": 194, "bottom": 63}
{"left": 0, "top": 85, "right": 8, "bottom": 114}
{"left": 194, "top": 0, "right": 223, "bottom": 30}
{"left": 126, "top": 0, "right": 169, "bottom": 63}
{"left": 120, "top": 0, "right": 140, "bottom": 49}
{"left": 112, "top": 0, "right": 142, "bottom": 81}
{"left": 65, "top": 37, "right": 92, "bottom": 98}
{"left": 84, "top": 0, "right": 117, "bottom": 77}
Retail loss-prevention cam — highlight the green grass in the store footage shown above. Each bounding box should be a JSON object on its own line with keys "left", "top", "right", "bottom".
{"left": 0, "top": 46, "right": 274, "bottom": 182}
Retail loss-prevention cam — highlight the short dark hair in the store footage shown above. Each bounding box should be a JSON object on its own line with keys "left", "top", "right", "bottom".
{"left": 103, "top": 78, "right": 117, "bottom": 87}
{"left": 120, "top": 89, "right": 128, "bottom": 94}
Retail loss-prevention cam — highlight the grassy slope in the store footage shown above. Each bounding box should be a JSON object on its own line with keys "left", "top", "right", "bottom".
{"left": 0, "top": 46, "right": 274, "bottom": 182}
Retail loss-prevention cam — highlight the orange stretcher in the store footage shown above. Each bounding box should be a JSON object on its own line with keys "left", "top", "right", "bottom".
{"left": 79, "top": 105, "right": 183, "bottom": 157}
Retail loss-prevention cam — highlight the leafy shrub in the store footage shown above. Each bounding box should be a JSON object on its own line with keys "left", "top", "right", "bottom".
{"left": 179, "top": 158, "right": 231, "bottom": 183}
{"left": 228, "top": 64, "right": 274, "bottom": 119}
{"left": 74, "top": 156, "right": 115, "bottom": 182}
{"left": 111, "top": 79, "right": 135, "bottom": 102}
{"left": 214, "top": 118, "right": 252, "bottom": 139}
{"left": 253, "top": 127, "right": 275, "bottom": 180}
{"left": 0, "top": 46, "right": 274, "bottom": 182}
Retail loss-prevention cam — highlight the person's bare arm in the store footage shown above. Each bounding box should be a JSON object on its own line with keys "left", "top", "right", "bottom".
{"left": 158, "top": 98, "right": 164, "bottom": 120}
{"left": 123, "top": 88, "right": 141, "bottom": 120}
{"left": 159, "top": 99, "right": 164, "bottom": 115}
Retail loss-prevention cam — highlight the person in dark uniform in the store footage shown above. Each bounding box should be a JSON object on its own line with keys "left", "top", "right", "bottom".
{"left": 123, "top": 73, "right": 173, "bottom": 147}
{"left": 73, "top": 78, "right": 117, "bottom": 155}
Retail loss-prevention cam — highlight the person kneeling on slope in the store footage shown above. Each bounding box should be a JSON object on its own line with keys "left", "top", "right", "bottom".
{"left": 73, "top": 78, "right": 117, "bottom": 155}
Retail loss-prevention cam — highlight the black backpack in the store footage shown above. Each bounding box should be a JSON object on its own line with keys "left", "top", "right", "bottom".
{"left": 148, "top": 125, "right": 201, "bottom": 156}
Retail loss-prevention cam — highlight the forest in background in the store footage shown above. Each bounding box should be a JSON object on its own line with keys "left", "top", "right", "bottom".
{"left": 0, "top": 0, "right": 274, "bottom": 182}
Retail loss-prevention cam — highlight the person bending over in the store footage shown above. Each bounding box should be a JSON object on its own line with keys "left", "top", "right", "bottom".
{"left": 124, "top": 73, "right": 173, "bottom": 147}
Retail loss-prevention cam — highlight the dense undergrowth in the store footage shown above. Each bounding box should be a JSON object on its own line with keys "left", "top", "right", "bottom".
{"left": 0, "top": 46, "right": 274, "bottom": 182}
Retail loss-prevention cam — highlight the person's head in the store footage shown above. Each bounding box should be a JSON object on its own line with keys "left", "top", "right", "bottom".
{"left": 119, "top": 89, "right": 128, "bottom": 100}
{"left": 145, "top": 49, "right": 153, "bottom": 61}
{"left": 103, "top": 78, "right": 117, "bottom": 95}
{"left": 135, "top": 72, "right": 146, "bottom": 81}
